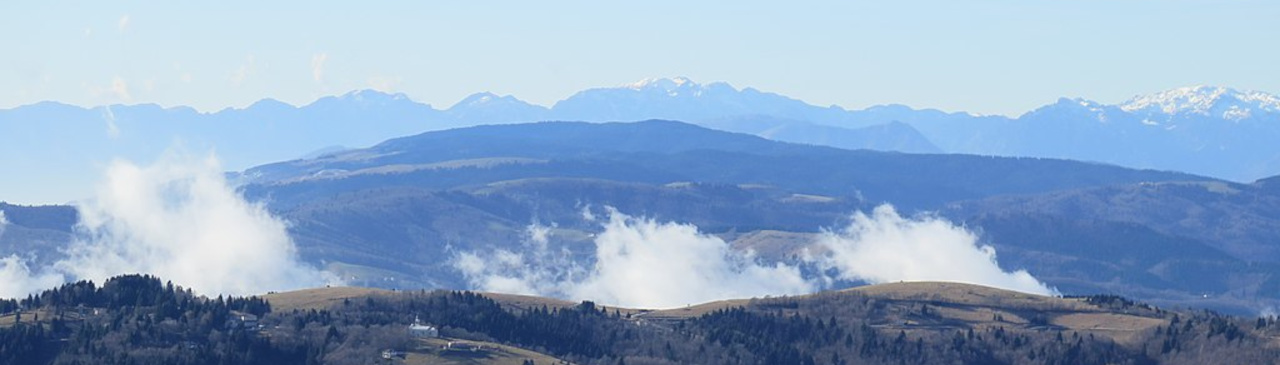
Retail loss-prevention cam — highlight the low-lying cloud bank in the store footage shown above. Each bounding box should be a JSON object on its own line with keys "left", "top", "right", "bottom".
{"left": 0, "top": 152, "right": 336, "bottom": 299}
{"left": 456, "top": 204, "right": 1056, "bottom": 309}
{"left": 456, "top": 209, "right": 814, "bottom": 309}
{"left": 2, "top": 154, "right": 1053, "bottom": 306}
{"left": 571, "top": 211, "right": 814, "bottom": 308}
{"left": 0, "top": 254, "right": 66, "bottom": 299}
{"left": 811, "top": 205, "right": 1056, "bottom": 296}
{"left": 1, "top": 210, "right": 65, "bottom": 298}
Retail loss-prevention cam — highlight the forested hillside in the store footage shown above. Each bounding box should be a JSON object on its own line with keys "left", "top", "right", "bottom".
{"left": 3, "top": 276, "right": 1279, "bottom": 365}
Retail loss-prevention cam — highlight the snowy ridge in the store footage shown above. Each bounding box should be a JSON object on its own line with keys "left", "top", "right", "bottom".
{"left": 454, "top": 92, "right": 511, "bottom": 107}
{"left": 1120, "top": 86, "right": 1280, "bottom": 119}
{"left": 340, "top": 89, "right": 411, "bottom": 102}
{"left": 624, "top": 76, "right": 697, "bottom": 90}
{"left": 617, "top": 76, "right": 739, "bottom": 98}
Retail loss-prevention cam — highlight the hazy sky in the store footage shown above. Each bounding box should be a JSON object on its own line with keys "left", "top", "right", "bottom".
{"left": 2, "top": 1, "right": 1277, "bottom": 116}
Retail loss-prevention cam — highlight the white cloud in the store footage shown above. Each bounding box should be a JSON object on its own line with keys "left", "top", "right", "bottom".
{"left": 52, "top": 151, "right": 337, "bottom": 296}
{"left": 311, "top": 53, "right": 328, "bottom": 83}
{"left": 811, "top": 205, "right": 1056, "bottom": 296}
{"left": 102, "top": 106, "right": 120, "bottom": 138}
{"left": 110, "top": 76, "right": 132, "bottom": 102}
{"left": 580, "top": 205, "right": 597, "bottom": 222}
{"left": 84, "top": 77, "right": 133, "bottom": 103}
{"left": 570, "top": 210, "right": 814, "bottom": 307}
{"left": 366, "top": 75, "right": 402, "bottom": 92}
{"left": 456, "top": 204, "right": 1055, "bottom": 308}
{"left": 526, "top": 222, "right": 553, "bottom": 249}
{"left": 230, "top": 55, "right": 256, "bottom": 86}
{"left": 454, "top": 222, "right": 586, "bottom": 297}
{"left": 117, "top": 15, "right": 130, "bottom": 32}
{"left": 173, "top": 63, "right": 193, "bottom": 84}
{"left": 455, "top": 210, "right": 814, "bottom": 309}
{"left": 0, "top": 255, "right": 65, "bottom": 299}
{"left": 0, "top": 209, "right": 65, "bottom": 299}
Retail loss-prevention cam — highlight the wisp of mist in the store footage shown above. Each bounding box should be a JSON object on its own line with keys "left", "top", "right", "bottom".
{"left": 455, "top": 205, "right": 1056, "bottom": 309}
{"left": 2, "top": 152, "right": 1054, "bottom": 307}
{"left": 0, "top": 151, "right": 337, "bottom": 299}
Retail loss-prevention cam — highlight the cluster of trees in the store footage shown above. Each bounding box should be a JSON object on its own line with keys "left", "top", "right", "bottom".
{"left": 5, "top": 275, "right": 1280, "bottom": 364}
{"left": 688, "top": 302, "right": 1141, "bottom": 365}
{"left": 0, "top": 275, "right": 299, "bottom": 365}
{"left": 14, "top": 275, "right": 269, "bottom": 317}
{"left": 0, "top": 298, "right": 17, "bottom": 314}
{"left": 0, "top": 320, "right": 50, "bottom": 364}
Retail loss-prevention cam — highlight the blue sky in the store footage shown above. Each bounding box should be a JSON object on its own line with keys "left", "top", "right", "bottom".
{"left": 2, "top": 1, "right": 1278, "bottom": 116}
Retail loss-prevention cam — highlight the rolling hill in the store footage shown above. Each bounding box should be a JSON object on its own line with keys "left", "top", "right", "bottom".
{"left": 9, "top": 79, "right": 1280, "bottom": 205}
{"left": 7, "top": 276, "right": 1279, "bottom": 364}
{"left": 216, "top": 120, "right": 1276, "bottom": 313}
{"left": 6, "top": 120, "right": 1279, "bottom": 315}
{"left": 943, "top": 179, "right": 1280, "bottom": 313}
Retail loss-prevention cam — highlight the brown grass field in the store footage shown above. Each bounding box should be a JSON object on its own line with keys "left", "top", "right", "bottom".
{"left": 398, "top": 337, "right": 569, "bottom": 365}
{"left": 263, "top": 286, "right": 393, "bottom": 312}
{"left": 0, "top": 308, "right": 53, "bottom": 328}
{"left": 252, "top": 281, "right": 1176, "bottom": 362}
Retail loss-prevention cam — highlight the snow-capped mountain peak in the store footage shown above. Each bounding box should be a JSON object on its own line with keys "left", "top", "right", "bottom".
{"left": 624, "top": 76, "right": 700, "bottom": 91}
{"left": 1120, "top": 86, "right": 1280, "bottom": 119}
{"left": 454, "top": 92, "right": 507, "bottom": 107}
{"left": 444, "top": 91, "right": 548, "bottom": 122}
{"left": 333, "top": 89, "right": 414, "bottom": 106}
{"left": 1121, "top": 85, "right": 1230, "bottom": 114}
{"left": 468, "top": 92, "right": 499, "bottom": 103}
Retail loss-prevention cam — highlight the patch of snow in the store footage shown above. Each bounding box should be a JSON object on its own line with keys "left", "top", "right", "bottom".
{"left": 625, "top": 76, "right": 701, "bottom": 92}
{"left": 1121, "top": 85, "right": 1280, "bottom": 116}
{"left": 1222, "top": 105, "right": 1252, "bottom": 120}
{"left": 1121, "top": 86, "right": 1229, "bottom": 114}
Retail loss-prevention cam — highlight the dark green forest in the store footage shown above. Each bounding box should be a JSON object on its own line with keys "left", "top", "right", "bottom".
{"left": 3, "top": 275, "right": 1280, "bottom": 364}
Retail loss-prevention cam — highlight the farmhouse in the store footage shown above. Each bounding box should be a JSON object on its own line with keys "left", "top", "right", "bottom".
{"left": 226, "top": 312, "right": 259, "bottom": 331}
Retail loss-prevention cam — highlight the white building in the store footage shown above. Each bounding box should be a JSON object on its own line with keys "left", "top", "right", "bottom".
{"left": 409, "top": 315, "right": 438, "bottom": 338}
{"left": 226, "top": 312, "right": 259, "bottom": 331}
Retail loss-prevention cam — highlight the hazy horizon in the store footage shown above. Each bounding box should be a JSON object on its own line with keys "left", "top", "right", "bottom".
{"left": 5, "top": 77, "right": 1276, "bottom": 118}
{"left": 3, "top": 76, "right": 1279, "bottom": 205}
{"left": 3, "top": 1, "right": 1277, "bottom": 116}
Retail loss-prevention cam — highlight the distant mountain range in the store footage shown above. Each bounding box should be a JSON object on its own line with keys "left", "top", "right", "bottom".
{"left": 4, "top": 78, "right": 1279, "bottom": 203}
{"left": 7, "top": 120, "right": 1280, "bottom": 314}
{"left": 455, "top": 79, "right": 1280, "bottom": 182}
{"left": 229, "top": 121, "right": 1280, "bottom": 314}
